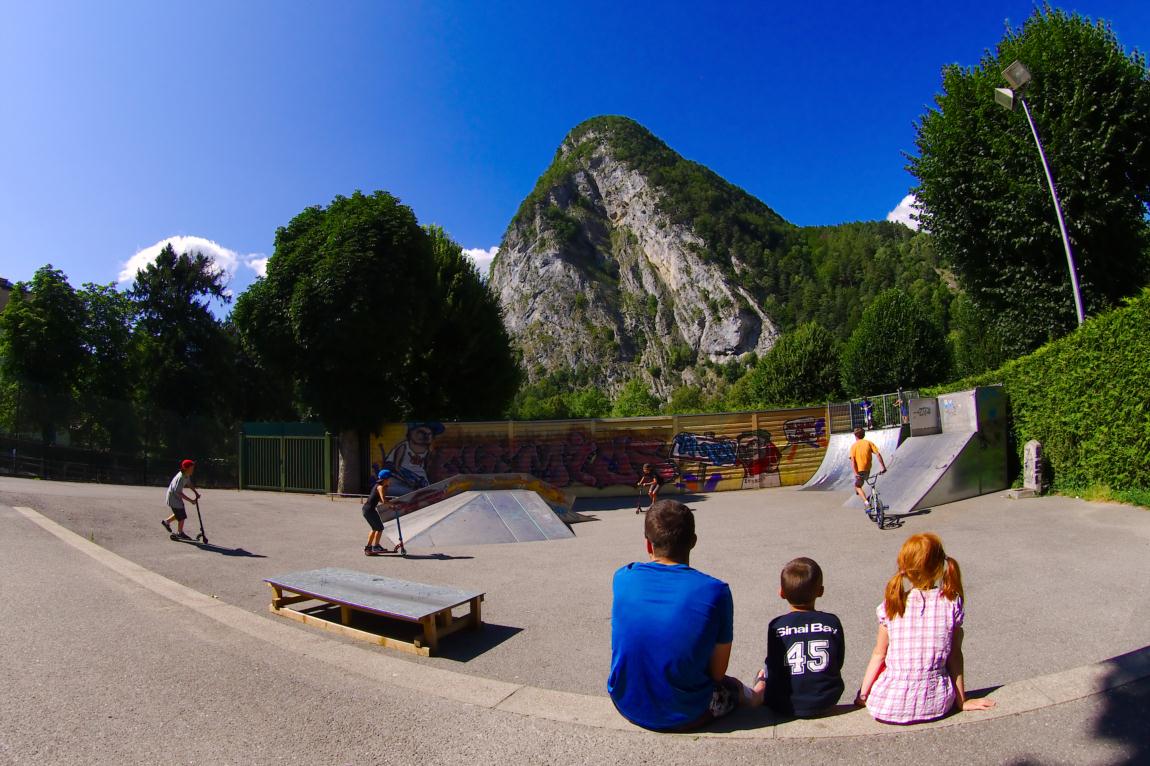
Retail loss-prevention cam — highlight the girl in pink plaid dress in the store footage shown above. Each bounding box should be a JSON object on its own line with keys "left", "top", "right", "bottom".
{"left": 854, "top": 533, "right": 996, "bottom": 723}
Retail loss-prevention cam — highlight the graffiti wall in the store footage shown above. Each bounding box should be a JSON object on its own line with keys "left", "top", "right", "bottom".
{"left": 370, "top": 408, "right": 828, "bottom": 497}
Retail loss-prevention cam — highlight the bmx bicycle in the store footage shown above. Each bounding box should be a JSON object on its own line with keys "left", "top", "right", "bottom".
{"left": 863, "top": 471, "right": 889, "bottom": 529}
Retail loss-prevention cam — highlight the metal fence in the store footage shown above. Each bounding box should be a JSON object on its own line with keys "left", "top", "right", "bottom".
{"left": 239, "top": 423, "right": 332, "bottom": 494}
{"left": 0, "top": 433, "right": 237, "bottom": 487}
{"left": 828, "top": 390, "right": 918, "bottom": 434}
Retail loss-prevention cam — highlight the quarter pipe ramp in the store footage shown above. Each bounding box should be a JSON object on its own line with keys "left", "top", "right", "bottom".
{"left": 800, "top": 427, "right": 905, "bottom": 492}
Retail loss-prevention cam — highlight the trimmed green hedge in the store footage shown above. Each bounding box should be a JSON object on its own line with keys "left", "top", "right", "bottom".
{"left": 925, "top": 288, "right": 1150, "bottom": 491}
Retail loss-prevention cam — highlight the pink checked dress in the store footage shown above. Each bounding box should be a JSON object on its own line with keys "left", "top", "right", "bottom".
{"left": 866, "top": 589, "right": 964, "bottom": 723}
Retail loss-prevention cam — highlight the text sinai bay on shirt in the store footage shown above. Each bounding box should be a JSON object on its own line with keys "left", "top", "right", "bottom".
{"left": 776, "top": 622, "right": 839, "bottom": 637}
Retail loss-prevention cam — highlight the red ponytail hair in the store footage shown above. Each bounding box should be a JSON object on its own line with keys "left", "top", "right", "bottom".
{"left": 883, "top": 533, "right": 964, "bottom": 620}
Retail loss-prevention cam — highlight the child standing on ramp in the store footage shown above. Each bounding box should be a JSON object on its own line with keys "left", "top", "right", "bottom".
{"left": 161, "top": 459, "right": 199, "bottom": 540}
{"left": 855, "top": 533, "right": 996, "bottom": 723}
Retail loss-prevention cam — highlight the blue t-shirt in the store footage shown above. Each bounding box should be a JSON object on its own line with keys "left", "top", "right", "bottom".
{"left": 608, "top": 562, "right": 734, "bottom": 730}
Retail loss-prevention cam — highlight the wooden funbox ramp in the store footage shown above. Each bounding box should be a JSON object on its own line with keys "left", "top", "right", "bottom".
{"left": 265, "top": 567, "right": 484, "bottom": 656}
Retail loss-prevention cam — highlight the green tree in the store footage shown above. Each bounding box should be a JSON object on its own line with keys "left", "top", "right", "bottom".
{"left": 406, "top": 226, "right": 521, "bottom": 420}
{"left": 230, "top": 320, "right": 298, "bottom": 423}
{"left": 840, "top": 289, "right": 950, "bottom": 395}
{"left": 233, "top": 191, "right": 437, "bottom": 492}
{"left": 0, "top": 266, "right": 84, "bottom": 442}
{"left": 910, "top": 6, "right": 1150, "bottom": 357}
{"left": 744, "top": 322, "right": 840, "bottom": 407}
{"left": 75, "top": 283, "right": 137, "bottom": 451}
{"left": 610, "top": 378, "right": 660, "bottom": 417}
{"left": 948, "top": 293, "right": 1009, "bottom": 377}
{"left": 567, "top": 387, "right": 611, "bottom": 419}
{"left": 663, "top": 385, "right": 706, "bottom": 415}
{"left": 130, "top": 244, "right": 237, "bottom": 458}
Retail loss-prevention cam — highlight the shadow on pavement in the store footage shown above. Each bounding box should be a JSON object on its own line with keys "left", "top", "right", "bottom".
{"left": 300, "top": 604, "right": 522, "bottom": 660}
{"left": 382, "top": 552, "right": 474, "bottom": 561}
{"left": 881, "top": 508, "right": 933, "bottom": 530}
{"left": 1090, "top": 649, "right": 1150, "bottom": 765}
{"left": 167, "top": 539, "right": 266, "bottom": 557}
{"left": 435, "top": 623, "right": 525, "bottom": 662}
{"left": 574, "top": 493, "right": 711, "bottom": 514}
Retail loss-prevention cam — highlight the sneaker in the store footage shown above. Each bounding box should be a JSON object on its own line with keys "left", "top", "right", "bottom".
{"left": 371, "top": 545, "right": 387, "bottom": 554}
{"left": 364, "top": 545, "right": 377, "bottom": 556}
{"left": 161, "top": 520, "right": 172, "bottom": 534}
{"left": 175, "top": 531, "right": 192, "bottom": 540}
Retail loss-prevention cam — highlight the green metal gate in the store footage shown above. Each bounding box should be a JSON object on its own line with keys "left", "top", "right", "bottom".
{"left": 239, "top": 423, "right": 332, "bottom": 494}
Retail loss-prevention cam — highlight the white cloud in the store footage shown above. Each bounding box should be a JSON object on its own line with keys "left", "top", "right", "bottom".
{"left": 118, "top": 235, "right": 266, "bottom": 286}
{"left": 463, "top": 246, "right": 499, "bottom": 278}
{"left": 886, "top": 194, "right": 921, "bottom": 231}
{"left": 247, "top": 256, "right": 269, "bottom": 278}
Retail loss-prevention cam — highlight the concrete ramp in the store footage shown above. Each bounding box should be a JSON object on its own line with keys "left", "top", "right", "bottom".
{"left": 843, "top": 430, "right": 976, "bottom": 515}
{"left": 382, "top": 489, "right": 575, "bottom": 550}
{"left": 800, "top": 427, "right": 904, "bottom": 491}
{"left": 388, "top": 473, "right": 587, "bottom": 524}
{"left": 840, "top": 386, "right": 1009, "bottom": 516}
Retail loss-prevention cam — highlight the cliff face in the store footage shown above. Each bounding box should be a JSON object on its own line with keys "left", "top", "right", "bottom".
{"left": 490, "top": 117, "right": 788, "bottom": 395}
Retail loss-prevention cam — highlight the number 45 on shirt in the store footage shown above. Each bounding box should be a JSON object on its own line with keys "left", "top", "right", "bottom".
{"left": 786, "top": 639, "right": 831, "bottom": 674}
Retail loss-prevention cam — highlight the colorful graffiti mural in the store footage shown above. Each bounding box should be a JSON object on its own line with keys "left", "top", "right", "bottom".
{"left": 371, "top": 408, "right": 828, "bottom": 497}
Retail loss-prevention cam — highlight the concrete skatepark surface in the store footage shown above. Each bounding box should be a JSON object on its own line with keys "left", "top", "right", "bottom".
{"left": 2, "top": 475, "right": 1149, "bottom": 763}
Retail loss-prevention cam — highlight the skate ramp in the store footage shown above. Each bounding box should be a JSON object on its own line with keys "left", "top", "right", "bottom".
{"left": 382, "top": 489, "right": 575, "bottom": 550}
{"left": 840, "top": 386, "right": 1009, "bottom": 516}
{"left": 800, "top": 427, "right": 904, "bottom": 491}
{"left": 387, "top": 473, "right": 587, "bottom": 524}
{"left": 842, "top": 430, "right": 977, "bottom": 515}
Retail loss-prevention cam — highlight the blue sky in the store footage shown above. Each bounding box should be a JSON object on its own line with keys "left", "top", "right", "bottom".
{"left": 3, "top": 1, "right": 1148, "bottom": 309}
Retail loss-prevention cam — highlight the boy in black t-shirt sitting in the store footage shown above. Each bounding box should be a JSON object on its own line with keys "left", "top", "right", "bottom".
{"left": 749, "top": 557, "right": 845, "bottom": 718}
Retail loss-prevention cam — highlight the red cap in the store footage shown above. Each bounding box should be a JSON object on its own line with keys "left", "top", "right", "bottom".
{"left": 180, "top": 459, "right": 196, "bottom": 470}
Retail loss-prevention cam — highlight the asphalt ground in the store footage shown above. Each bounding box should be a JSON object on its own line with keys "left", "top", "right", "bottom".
{"left": 2, "top": 477, "right": 1149, "bottom": 763}
{"left": 4, "top": 497, "right": 1147, "bottom": 766}
{"left": 4, "top": 476, "right": 1147, "bottom": 699}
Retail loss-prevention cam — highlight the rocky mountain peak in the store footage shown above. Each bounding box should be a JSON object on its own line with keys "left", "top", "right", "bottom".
{"left": 490, "top": 116, "right": 793, "bottom": 396}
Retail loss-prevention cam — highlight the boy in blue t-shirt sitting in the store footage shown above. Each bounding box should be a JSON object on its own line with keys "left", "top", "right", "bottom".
{"left": 750, "top": 557, "right": 845, "bottom": 718}
{"left": 608, "top": 500, "right": 750, "bottom": 731}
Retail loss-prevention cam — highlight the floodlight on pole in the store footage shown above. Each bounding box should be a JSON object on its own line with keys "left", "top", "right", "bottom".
{"left": 995, "top": 60, "right": 1086, "bottom": 326}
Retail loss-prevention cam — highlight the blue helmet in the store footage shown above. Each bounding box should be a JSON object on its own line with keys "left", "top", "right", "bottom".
{"left": 377, "top": 469, "right": 392, "bottom": 481}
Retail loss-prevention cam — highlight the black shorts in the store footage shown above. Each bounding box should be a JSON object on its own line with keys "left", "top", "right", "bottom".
{"left": 854, "top": 470, "right": 869, "bottom": 489}
{"left": 362, "top": 503, "right": 384, "bottom": 532}
{"left": 168, "top": 504, "right": 187, "bottom": 521}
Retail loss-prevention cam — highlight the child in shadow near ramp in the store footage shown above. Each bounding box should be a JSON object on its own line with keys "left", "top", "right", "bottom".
{"left": 361, "top": 469, "right": 401, "bottom": 556}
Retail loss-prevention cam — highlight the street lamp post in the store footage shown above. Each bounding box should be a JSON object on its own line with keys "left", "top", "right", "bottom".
{"left": 994, "top": 60, "right": 1086, "bottom": 326}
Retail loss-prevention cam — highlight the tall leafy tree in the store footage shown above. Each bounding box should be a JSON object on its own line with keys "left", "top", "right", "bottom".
{"left": 233, "top": 191, "right": 437, "bottom": 492}
{"left": 742, "top": 322, "right": 841, "bottom": 407}
{"left": 0, "top": 266, "right": 84, "bottom": 442}
{"left": 840, "top": 289, "right": 950, "bottom": 395}
{"left": 406, "top": 226, "right": 521, "bottom": 419}
{"left": 75, "top": 283, "right": 137, "bottom": 451}
{"left": 910, "top": 6, "right": 1150, "bottom": 357}
{"left": 610, "top": 378, "right": 660, "bottom": 417}
{"left": 130, "top": 244, "right": 236, "bottom": 456}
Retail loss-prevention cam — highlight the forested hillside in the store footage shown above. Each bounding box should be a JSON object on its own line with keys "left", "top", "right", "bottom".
{"left": 493, "top": 116, "right": 956, "bottom": 417}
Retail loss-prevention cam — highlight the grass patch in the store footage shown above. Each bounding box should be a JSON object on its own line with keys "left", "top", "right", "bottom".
{"left": 1054, "top": 484, "right": 1150, "bottom": 510}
